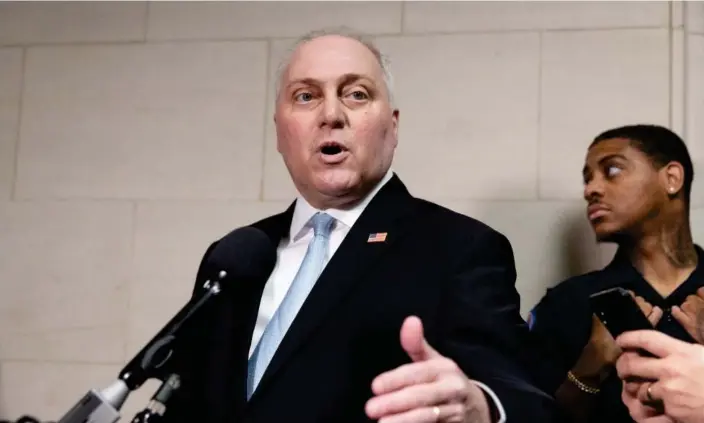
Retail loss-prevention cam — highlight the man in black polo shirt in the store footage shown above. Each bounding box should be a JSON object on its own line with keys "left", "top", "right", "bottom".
{"left": 527, "top": 124, "right": 704, "bottom": 423}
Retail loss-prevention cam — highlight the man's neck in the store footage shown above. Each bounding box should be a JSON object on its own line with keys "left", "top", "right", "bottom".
{"left": 623, "top": 223, "right": 697, "bottom": 297}
{"left": 309, "top": 194, "right": 365, "bottom": 211}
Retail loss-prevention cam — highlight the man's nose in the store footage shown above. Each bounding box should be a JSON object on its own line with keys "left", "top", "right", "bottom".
{"left": 584, "top": 178, "right": 604, "bottom": 201}
{"left": 320, "top": 97, "right": 346, "bottom": 129}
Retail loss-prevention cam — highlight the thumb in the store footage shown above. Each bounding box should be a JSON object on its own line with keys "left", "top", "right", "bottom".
{"left": 400, "top": 315, "right": 441, "bottom": 362}
{"left": 648, "top": 306, "right": 663, "bottom": 326}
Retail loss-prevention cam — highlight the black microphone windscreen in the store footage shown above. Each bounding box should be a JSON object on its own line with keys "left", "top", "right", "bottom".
{"left": 206, "top": 226, "right": 277, "bottom": 282}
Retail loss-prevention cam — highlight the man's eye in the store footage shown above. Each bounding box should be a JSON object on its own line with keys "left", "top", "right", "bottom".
{"left": 348, "top": 90, "right": 368, "bottom": 100}
{"left": 294, "top": 92, "right": 313, "bottom": 102}
{"left": 606, "top": 166, "right": 622, "bottom": 177}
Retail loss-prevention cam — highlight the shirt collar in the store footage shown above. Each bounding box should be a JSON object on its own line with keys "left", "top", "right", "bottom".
{"left": 289, "top": 169, "right": 395, "bottom": 241}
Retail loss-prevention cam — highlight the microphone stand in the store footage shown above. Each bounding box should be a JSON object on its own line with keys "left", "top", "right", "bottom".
{"left": 130, "top": 374, "right": 181, "bottom": 423}
{"left": 55, "top": 379, "right": 130, "bottom": 423}
{"left": 54, "top": 275, "right": 225, "bottom": 423}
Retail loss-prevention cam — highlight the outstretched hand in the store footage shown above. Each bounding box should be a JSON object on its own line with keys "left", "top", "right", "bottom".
{"left": 365, "top": 316, "right": 491, "bottom": 423}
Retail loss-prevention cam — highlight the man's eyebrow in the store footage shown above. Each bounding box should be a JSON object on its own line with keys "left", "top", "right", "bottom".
{"left": 285, "top": 77, "right": 319, "bottom": 90}
{"left": 285, "top": 73, "right": 375, "bottom": 90}
{"left": 338, "top": 73, "right": 374, "bottom": 86}
{"left": 597, "top": 154, "right": 627, "bottom": 165}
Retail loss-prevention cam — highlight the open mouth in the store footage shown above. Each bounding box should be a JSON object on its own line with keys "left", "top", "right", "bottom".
{"left": 317, "top": 141, "right": 349, "bottom": 164}
{"left": 319, "top": 142, "right": 347, "bottom": 156}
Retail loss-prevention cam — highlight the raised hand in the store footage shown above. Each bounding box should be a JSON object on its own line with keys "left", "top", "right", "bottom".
{"left": 365, "top": 316, "right": 491, "bottom": 423}
{"left": 672, "top": 287, "right": 704, "bottom": 344}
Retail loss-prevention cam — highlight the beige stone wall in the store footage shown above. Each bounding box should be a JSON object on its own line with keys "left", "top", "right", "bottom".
{"left": 0, "top": 1, "right": 702, "bottom": 421}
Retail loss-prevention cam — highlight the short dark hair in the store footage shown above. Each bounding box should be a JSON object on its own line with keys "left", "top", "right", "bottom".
{"left": 591, "top": 124, "right": 694, "bottom": 206}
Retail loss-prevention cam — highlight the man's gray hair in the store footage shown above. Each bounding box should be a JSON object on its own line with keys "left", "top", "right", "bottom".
{"left": 273, "top": 27, "right": 395, "bottom": 108}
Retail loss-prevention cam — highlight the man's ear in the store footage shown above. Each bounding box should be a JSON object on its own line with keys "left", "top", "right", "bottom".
{"left": 391, "top": 109, "right": 399, "bottom": 146}
{"left": 274, "top": 112, "right": 283, "bottom": 154}
{"left": 662, "top": 161, "right": 685, "bottom": 196}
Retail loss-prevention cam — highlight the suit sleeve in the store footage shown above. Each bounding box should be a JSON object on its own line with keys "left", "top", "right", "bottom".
{"left": 438, "top": 227, "right": 559, "bottom": 422}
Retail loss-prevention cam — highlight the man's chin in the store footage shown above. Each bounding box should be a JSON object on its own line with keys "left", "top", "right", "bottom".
{"left": 310, "top": 174, "right": 360, "bottom": 203}
{"left": 314, "top": 170, "right": 358, "bottom": 191}
{"left": 593, "top": 226, "right": 625, "bottom": 244}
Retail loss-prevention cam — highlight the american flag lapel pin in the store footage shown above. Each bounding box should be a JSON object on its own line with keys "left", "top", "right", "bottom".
{"left": 367, "top": 232, "right": 388, "bottom": 243}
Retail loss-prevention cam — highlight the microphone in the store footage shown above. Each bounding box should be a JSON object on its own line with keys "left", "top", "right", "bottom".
{"left": 55, "top": 226, "right": 277, "bottom": 423}
{"left": 119, "top": 226, "right": 277, "bottom": 390}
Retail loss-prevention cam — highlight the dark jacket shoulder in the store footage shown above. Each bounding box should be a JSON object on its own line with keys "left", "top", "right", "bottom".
{"left": 413, "top": 198, "right": 514, "bottom": 248}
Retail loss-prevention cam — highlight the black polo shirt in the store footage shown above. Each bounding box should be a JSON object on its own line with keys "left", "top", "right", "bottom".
{"left": 527, "top": 245, "right": 704, "bottom": 422}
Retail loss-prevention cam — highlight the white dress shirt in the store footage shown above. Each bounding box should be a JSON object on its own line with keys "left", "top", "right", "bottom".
{"left": 248, "top": 169, "right": 506, "bottom": 423}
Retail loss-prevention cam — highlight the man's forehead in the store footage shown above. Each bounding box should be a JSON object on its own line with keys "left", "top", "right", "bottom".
{"left": 284, "top": 35, "right": 383, "bottom": 82}
{"left": 586, "top": 138, "right": 634, "bottom": 161}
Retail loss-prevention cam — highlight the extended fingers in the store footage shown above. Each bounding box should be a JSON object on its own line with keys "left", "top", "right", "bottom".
{"left": 377, "top": 404, "right": 465, "bottom": 423}
{"left": 617, "top": 351, "right": 667, "bottom": 381}
{"left": 671, "top": 306, "right": 693, "bottom": 327}
{"left": 616, "top": 330, "right": 686, "bottom": 358}
{"left": 372, "top": 358, "right": 459, "bottom": 395}
{"left": 366, "top": 375, "right": 467, "bottom": 419}
{"left": 629, "top": 293, "right": 663, "bottom": 326}
{"left": 640, "top": 416, "right": 675, "bottom": 423}
{"left": 648, "top": 307, "right": 663, "bottom": 326}
{"left": 637, "top": 381, "right": 662, "bottom": 404}
{"left": 697, "top": 287, "right": 704, "bottom": 299}
{"left": 622, "top": 383, "right": 672, "bottom": 423}
{"left": 679, "top": 293, "right": 704, "bottom": 317}
{"left": 681, "top": 295, "right": 704, "bottom": 320}
{"left": 631, "top": 292, "right": 653, "bottom": 315}
{"left": 624, "top": 380, "right": 642, "bottom": 396}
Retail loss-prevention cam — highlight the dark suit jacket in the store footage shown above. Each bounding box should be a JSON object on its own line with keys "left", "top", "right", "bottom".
{"left": 161, "top": 175, "right": 557, "bottom": 423}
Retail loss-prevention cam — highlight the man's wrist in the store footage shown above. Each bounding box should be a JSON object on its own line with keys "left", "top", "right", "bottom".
{"left": 571, "top": 355, "right": 612, "bottom": 385}
{"left": 470, "top": 380, "right": 505, "bottom": 423}
{"left": 567, "top": 371, "right": 601, "bottom": 394}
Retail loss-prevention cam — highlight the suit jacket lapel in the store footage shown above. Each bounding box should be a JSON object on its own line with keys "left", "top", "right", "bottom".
{"left": 249, "top": 175, "right": 419, "bottom": 402}
{"left": 252, "top": 202, "right": 296, "bottom": 247}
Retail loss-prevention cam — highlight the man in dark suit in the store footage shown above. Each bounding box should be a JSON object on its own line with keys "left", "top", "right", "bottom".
{"left": 162, "top": 29, "right": 556, "bottom": 423}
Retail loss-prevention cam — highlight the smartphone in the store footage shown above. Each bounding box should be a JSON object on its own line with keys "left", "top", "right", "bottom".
{"left": 589, "top": 287, "right": 654, "bottom": 338}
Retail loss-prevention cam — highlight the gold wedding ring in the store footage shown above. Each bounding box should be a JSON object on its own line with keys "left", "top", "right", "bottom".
{"left": 646, "top": 384, "right": 656, "bottom": 402}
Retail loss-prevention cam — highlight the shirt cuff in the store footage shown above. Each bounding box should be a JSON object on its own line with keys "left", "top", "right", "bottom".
{"left": 471, "top": 380, "right": 506, "bottom": 423}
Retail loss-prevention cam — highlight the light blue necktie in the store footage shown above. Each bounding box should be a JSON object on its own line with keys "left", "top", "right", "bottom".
{"left": 246, "top": 212, "right": 336, "bottom": 398}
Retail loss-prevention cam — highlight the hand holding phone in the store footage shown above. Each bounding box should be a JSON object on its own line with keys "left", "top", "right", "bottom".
{"left": 589, "top": 287, "right": 657, "bottom": 338}
{"left": 589, "top": 287, "right": 661, "bottom": 358}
